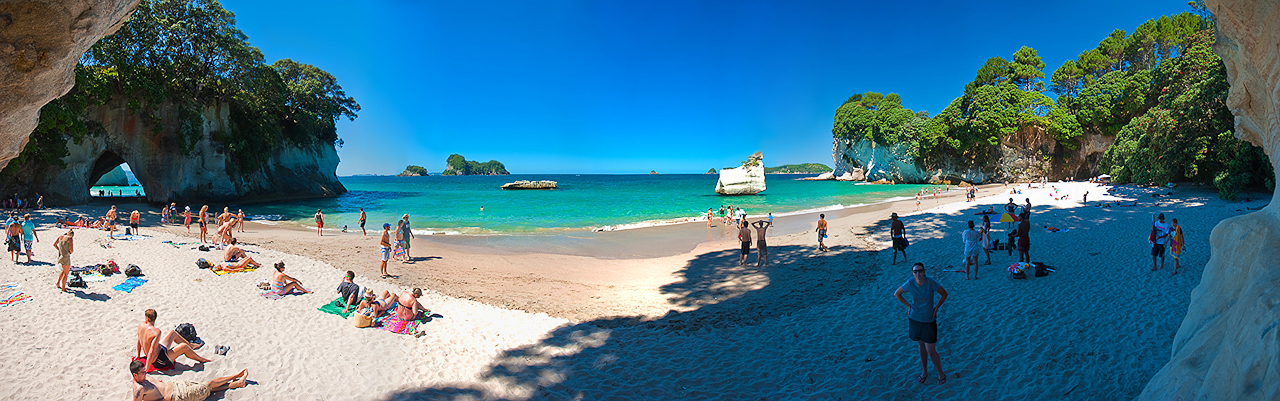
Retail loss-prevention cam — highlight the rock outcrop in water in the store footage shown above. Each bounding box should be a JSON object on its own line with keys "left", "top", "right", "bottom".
{"left": 0, "top": 0, "right": 140, "bottom": 171}
{"left": 0, "top": 99, "right": 346, "bottom": 205}
{"left": 94, "top": 165, "right": 126, "bottom": 186}
{"left": 397, "top": 165, "right": 428, "bottom": 176}
{"left": 501, "top": 180, "right": 556, "bottom": 190}
{"left": 715, "top": 152, "right": 766, "bottom": 195}
{"left": 1136, "top": 1, "right": 1280, "bottom": 400}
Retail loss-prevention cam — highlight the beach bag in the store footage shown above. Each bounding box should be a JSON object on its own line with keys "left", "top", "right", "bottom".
{"left": 1010, "top": 270, "right": 1027, "bottom": 279}
{"left": 68, "top": 273, "right": 86, "bottom": 288}
{"left": 198, "top": 245, "right": 210, "bottom": 252}
{"left": 1034, "top": 262, "right": 1049, "bottom": 277}
{"left": 903, "top": 238, "right": 909, "bottom": 248}
{"left": 108, "top": 260, "right": 120, "bottom": 273}
{"left": 352, "top": 313, "right": 373, "bottom": 328}
{"left": 124, "top": 227, "right": 131, "bottom": 235}
{"left": 195, "top": 258, "right": 212, "bottom": 269}
{"left": 99, "top": 264, "right": 113, "bottom": 276}
{"left": 125, "top": 264, "right": 142, "bottom": 277}
{"left": 175, "top": 323, "right": 197, "bottom": 342}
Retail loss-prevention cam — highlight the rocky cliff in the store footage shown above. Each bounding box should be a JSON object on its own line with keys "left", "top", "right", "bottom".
{"left": 1136, "top": 1, "right": 1280, "bottom": 399}
{"left": 397, "top": 165, "right": 428, "bottom": 176}
{"left": 0, "top": 0, "right": 140, "bottom": 171}
{"left": 823, "top": 127, "right": 1112, "bottom": 184}
{"left": 0, "top": 98, "right": 345, "bottom": 205}
{"left": 715, "top": 152, "right": 766, "bottom": 195}
{"left": 93, "top": 165, "right": 126, "bottom": 186}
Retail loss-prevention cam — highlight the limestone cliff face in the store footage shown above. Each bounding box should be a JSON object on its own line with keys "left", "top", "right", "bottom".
{"left": 1136, "top": 1, "right": 1280, "bottom": 400}
{"left": 825, "top": 127, "right": 1112, "bottom": 184}
{"left": 94, "top": 165, "right": 126, "bottom": 186}
{"left": 0, "top": 0, "right": 140, "bottom": 171}
{"left": 715, "top": 152, "right": 766, "bottom": 195}
{"left": 3, "top": 99, "right": 345, "bottom": 205}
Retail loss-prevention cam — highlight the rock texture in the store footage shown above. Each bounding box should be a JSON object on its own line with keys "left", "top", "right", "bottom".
{"left": 500, "top": 180, "right": 556, "bottom": 190}
{"left": 0, "top": 99, "right": 345, "bottom": 205}
{"left": 1135, "top": 1, "right": 1280, "bottom": 400}
{"left": 93, "top": 165, "right": 126, "bottom": 186}
{"left": 0, "top": 0, "right": 140, "bottom": 171}
{"left": 397, "top": 165, "right": 428, "bottom": 176}
{"left": 715, "top": 152, "right": 766, "bottom": 195}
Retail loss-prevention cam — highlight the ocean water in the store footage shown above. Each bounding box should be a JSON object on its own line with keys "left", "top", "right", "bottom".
{"left": 217, "top": 175, "right": 933, "bottom": 235}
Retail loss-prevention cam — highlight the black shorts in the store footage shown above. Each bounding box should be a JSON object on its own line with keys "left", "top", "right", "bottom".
{"left": 6, "top": 236, "right": 18, "bottom": 252}
{"left": 757, "top": 240, "right": 767, "bottom": 255}
{"left": 359, "top": 219, "right": 366, "bottom": 228}
{"left": 740, "top": 241, "right": 750, "bottom": 255}
{"left": 909, "top": 318, "right": 938, "bottom": 343}
{"left": 818, "top": 229, "right": 827, "bottom": 242}
{"left": 130, "top": 222, "right": 138, "bottom": 230}
{"left": 1151, "top": 243, "right": 1165, "bottom": 257}
{"left": 892, "top": 237, "right": 906, "bottom": 251}
{"left": 198, "top": 221, "right": 206, "bottom": 228}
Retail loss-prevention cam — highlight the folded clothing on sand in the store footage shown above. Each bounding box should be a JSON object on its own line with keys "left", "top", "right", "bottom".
{"left": 112, "top": 277, "right": 149, "bottom": 293}
{"left": 318, "top": 298, "right": 356, "bottom": 318}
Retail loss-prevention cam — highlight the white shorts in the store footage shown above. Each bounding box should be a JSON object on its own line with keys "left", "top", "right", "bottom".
{"left": 380, "top": 246, "right": 391, "bottom": 262}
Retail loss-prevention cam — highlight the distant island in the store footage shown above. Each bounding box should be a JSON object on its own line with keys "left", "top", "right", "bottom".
{"left": 397, "top": 165, "right": 429, "bottom": 176}
{"left": 765, "top": 163, "right": 831, "bottom": 174}
{"left": 650, "top": 170, "right": 658, "bottom": 175}
{"left": 706, "top": 168, "right": 716, "bottom": 174}
{"left": 442, "top": 154, "right": 510, "bottom": 175}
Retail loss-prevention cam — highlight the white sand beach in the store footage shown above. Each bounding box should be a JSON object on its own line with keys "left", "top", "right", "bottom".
{"left": 0, "top": 181, "right": 1265, "bottom": 399}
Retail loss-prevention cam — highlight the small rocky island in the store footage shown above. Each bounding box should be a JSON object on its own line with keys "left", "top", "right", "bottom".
{"left": 501, "top": 180, "right": 557, "bottom": 190}
{"left": 443, "top": 154, "right": 510, "bottom": 175}
{"left": 716, "top": 152, "right": 766, "bottom": 195}
{"left": 397, "top": 165, "right": 428, "bottom": 176}
{"left": 706, "top": 168, "right": 717, "bottom": 174}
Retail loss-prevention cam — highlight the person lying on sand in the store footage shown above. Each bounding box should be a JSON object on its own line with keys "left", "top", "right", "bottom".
{"left": 373, "top": 290, "right": 399, "bottom": 315}
{"left": 130, "top": 360, "right": 246, "bottom": 401}
{"left": 270, "top": 262, "right": 310, "bottom": 295}
{"left": 396, "top": 288, "right": 430, "bottom": 320}
{"left": 136, "top": 309, "right": 210, "bottom": 370}
{"left": 221, "top": 238, "right": 260, "bottom": 269}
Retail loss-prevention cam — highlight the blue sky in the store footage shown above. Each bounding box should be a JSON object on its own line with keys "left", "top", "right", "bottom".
{"left": 220, "top": 0, "right": 1188, "bottom": 175}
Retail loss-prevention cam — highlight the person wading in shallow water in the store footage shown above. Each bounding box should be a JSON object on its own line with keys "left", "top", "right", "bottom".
{"left": 893, "top": 262, "right": 948, "bottom": 385}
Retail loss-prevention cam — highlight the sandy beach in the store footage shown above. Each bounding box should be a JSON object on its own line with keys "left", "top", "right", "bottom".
{"left": 0, "top": 181, "right": 1266, "bottom": 399}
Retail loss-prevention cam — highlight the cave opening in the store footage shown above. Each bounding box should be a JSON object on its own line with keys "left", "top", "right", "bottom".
{"left": 87, "top": 150, "right": 146, "bottom": 200}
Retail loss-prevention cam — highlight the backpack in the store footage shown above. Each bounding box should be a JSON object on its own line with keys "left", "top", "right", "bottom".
{"left": 98, "top": 264, "right": 113, "bottom": 276}
{"left": 125, "top": 264, "right": 142, "bottom": 277}
{"left": 195, "top": 258, "right": 211, "bottom": 269}
{"left": 1010, "top": 270, "right": 1027, "bottom": 279}
{"left": 68, "top": 272, "right": 86, "bottom": 288}
{"left": 1034, "top": 262, "right": 1049, "bottom": 277}
{"left": 175, "top": 323, "right": 197, "bottom": 342}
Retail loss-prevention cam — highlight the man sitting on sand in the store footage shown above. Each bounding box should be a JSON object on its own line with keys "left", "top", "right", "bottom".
{"left": 336, "top": 270, "right": 360, "bottom": 312}
{"left": 218, "top": 238, "right": 260, "bottom": 270}
{"left": 396, "top": 288, "right": 430, "bottom": 320}
{"left": 130, "top": 359, "right": 246, "bottom": 401}
{"left": 136, "top": 309, "right": 210, "bottom": 370}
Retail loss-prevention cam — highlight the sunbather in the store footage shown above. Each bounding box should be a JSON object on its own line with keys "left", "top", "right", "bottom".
{"left": 396, "top": 288, "right": 429, "bottom": 320}
{"left": 335, "top": 271, "right": 360, "bottom": 312}
{"left": 136, "top": 309, "right": 210, "bottom": 371}
{"left": 221, "top": 238, "right": 260, "bottom": 269}
{"left": 130, "top": 360, "right": 246, "bottom": 401}
{"left": 270, "top": 262, "right": 310, "bottom": 295}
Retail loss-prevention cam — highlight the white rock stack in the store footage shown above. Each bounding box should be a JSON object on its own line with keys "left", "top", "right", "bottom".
{"left": 715, "top": 152, "right": 766, "bottom": 195}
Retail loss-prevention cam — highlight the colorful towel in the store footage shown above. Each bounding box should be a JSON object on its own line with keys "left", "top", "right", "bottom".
{"left": 260, "top": 287, "right": 309, "bottom": 300}
{"left": 111, "top": 234, "right": 151, "bottom": 241}
{"left": 393, "top": 246, "right": 407, "bottom": 259}
{"left": 112, "top": 277, "right": 149, "bottom": 293}
{"left": 81, "top": 272, "right": 109, "bottom": 282}
{"left": 318, "top": 298, "right": 355, "bottom": 318}
{"left": 70, "top": 265, "right": 97, "bottom": 273}
{"left": 212, "top": 265, "right": 257, "bottom": 276}
{"left": 0, "top": 291, "right": 31, "bottom": 307}
{"left": 0, "top": 282, "right": 18, "bottom": 291}
{"left": 380, "top": 315, "right": 422, "bottom": 335}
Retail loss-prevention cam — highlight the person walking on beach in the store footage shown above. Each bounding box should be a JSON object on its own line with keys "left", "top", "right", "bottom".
{"left": 7, "top": 217, "right": 21, "bottom": 262}
{"left": 706, "top": 208, "right": 715, "bottom": 227}
{"left": 399, "top": 214, "right": 414, "bottom": 261}
{"left": 1169, "top": 218, "right": 1185, "bottom": 275}
{"left": 21, "top": 214, "right": 38, "bottom": 263}
{"left": 106, "top": 205, "right": 118, "bottom": 238}
{"left": 816, "top": 214, "right": 829, "bottom": 252}
{"left": 130, "top": 209, "right": 140, "bottom": 235}
{"left": 737, "top": 219, "right": 753, "bottom": 266}
{"left": 752, "top": 219, "right": 771, "bottom": 267}
{"left": 379, "top": 223, "right": 392, "bottom": 278}
{"left": 890, "top": 213, "right": 907, "bottom": 264}
{"left": 962, "top": 221, "right": 982, "bottom": 279}
{"left": 1017, "top": 212, "right": 1031, "bottom": 263}
{"left": 1150, "top": 213, "right": 1170, "bottom": 271}
{"left": 1024, "top": 198, "right": 1032, "bottom": 215}
{"left": 314, "top": 209, "right": 324, "bottom": 236}
{"left": 198, "top": 205, "right": 209, "bottom": 243}
{"left": 359, "top": 207, "right": 367, "bottom": 235}
{"left": 184, "top": 206, "right": 192, "bottom": 232}
{"left": 893, "top": 262, "right": 948, "bottom": 385}
{"left": 915, "top": 193, "right": 922, "bottom": 211}
{"left": 236, "top": 209, "right": 246, "bottom": 233}
{"left": 981, "top": 214, "right": 992, "bottom": 265}
{"left": 53, "top": 230, "right": 73, "bottom": 292}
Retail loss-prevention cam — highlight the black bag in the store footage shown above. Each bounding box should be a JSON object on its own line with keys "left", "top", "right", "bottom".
{"left": 195, "top": 258, "right": 211, "bottom": 269}
{"left": 1011, "top": 270, "right": 1027, "bottom": 279}
{"left": 1034, "top": 262, "right": 1049, "bottom": 277}
{"left": 175, "top": 323, "right": 197, "bottom": 342}
{"left": 198, "top": 245, "right": 210, "bottom": 252}
{"left": 125, "top": 264, "right": 142, "bottom": 277}
{"left": 99, "top": 264, "right": 113, "bottom": 276}
{"left": 68, "top": 273, "right": 86, "bottom": 288}
{"left": 124, "top": 227, "right": 131, "bottom": 235}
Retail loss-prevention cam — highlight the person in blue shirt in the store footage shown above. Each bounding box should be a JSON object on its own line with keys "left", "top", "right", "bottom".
{"left": 893, "top": 262, "right": 949, "bottom": 385}
{"left": 20, "top": 214, "right": 38, "bottom": 263}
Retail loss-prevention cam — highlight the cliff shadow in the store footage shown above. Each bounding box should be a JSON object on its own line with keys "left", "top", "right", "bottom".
{"left": 384, "top": 243, "right": 883, "bottom": 400}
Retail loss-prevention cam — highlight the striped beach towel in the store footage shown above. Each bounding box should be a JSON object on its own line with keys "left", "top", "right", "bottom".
{"left": 1, "top": 291, "right": 32, "bottom": 307}
{"left": 380, "top": 315, "right": 421, "bottom": 335}
{"left": 0, "top": 282, "right": 18, "bottom": 291}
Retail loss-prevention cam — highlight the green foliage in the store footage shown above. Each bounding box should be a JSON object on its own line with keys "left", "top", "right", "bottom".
{"left": 764, "top": 164, "right": 831, "bottom": 174}
{"left": 831, "top": 91, "right": 926, "bottom": 156}
{"left": 443, "top": 154, "right": 510, "bottom": 175}
{"left": 400, "top": 165, "right": 429, "bottom": 176}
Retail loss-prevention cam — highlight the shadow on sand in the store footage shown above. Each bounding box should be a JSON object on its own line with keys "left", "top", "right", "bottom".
{"left": 386, "top": 242, "right": 884, "bottom": 400}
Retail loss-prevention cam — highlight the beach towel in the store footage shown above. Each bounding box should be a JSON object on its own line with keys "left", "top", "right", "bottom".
{"left": 0, "top": 282, "right": 17, "bottom": 291}
{"left": 260, "top": 287, "right": 309, "bottom": 300}
{"left": 0, "top": 291, "right": 31, "bottom": 307}
{"left": 1170, "top": 226, "right": 1185, "bottom": 255}
{"left": 393, "top": 246, "right": 407, "bottom": 259}
{"left": 70, "top": 265, "right": 97, "bottom": 273}
{"left": 81, "top": 272, "right": 109, "bottom": 282}
{"left": 212, "top": 265, "right": 257, "bottom": 276}
{"left": 318, "top": 298, "right": 356, "bottom": 318}
{"left": 379, "top": 315, "right": 422, "bottom": 335}
{"left": 111, "top": 234, "right": 151, "bottom": 241}
{"left": 112, "top": 277, "right": 149, "bottom": 293}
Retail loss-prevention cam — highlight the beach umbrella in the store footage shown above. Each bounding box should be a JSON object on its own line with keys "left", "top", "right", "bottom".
{"left": 999, "top": 213, "right": 1018, "bottom": 223}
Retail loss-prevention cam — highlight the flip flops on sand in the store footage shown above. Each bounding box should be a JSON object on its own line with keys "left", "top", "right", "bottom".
{"left": 214, "top": 345, "right": 230, "bottom": 355}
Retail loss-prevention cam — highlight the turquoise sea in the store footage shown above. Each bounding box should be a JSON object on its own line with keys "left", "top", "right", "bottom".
{"left": 234, "top": 175, "right": 932, "bottom": 236}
